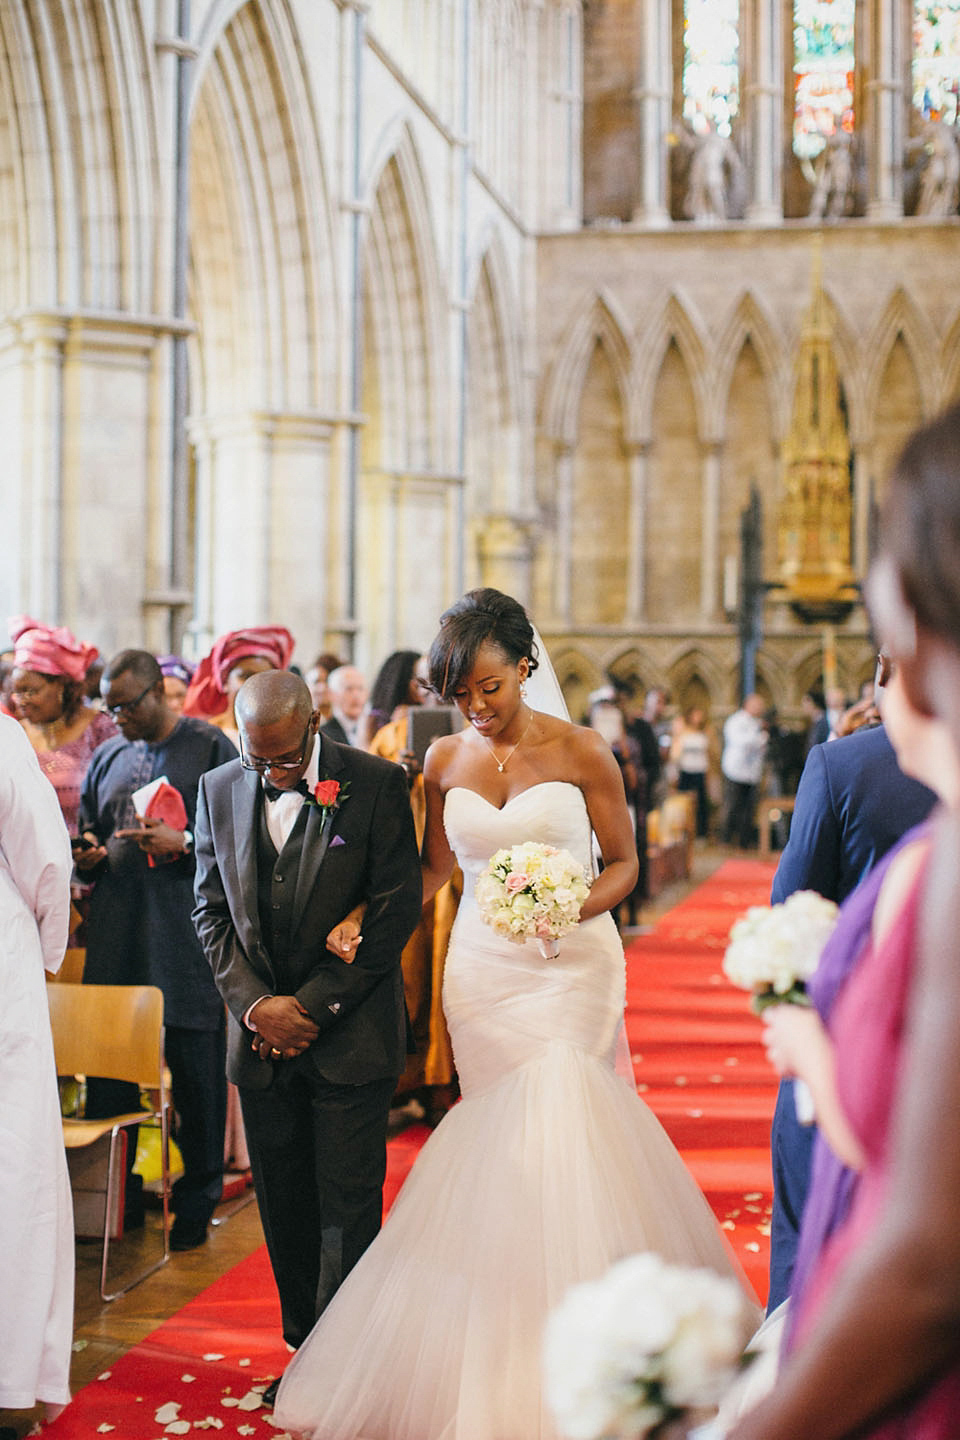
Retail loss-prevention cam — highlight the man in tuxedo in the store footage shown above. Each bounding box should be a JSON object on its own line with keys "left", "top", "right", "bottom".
{"left": 193, "top": 671, "right": 421, "bottom": 1394}
{"left": 765, "top": 693, "right": 935, "bottom": 1312}
{"left": 319, "top": 664, "right": 368, "bottom": 746}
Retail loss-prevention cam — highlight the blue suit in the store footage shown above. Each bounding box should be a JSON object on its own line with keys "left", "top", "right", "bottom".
{"left": 766, "top": 724, "right": 936, "bottom": 1312}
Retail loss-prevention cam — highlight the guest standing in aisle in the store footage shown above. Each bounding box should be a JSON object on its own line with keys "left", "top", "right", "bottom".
{"left": 76, "top": 650, "right": 237, "bottom": 1250}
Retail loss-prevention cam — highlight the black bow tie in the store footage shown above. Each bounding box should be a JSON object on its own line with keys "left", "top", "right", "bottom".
{"left": 263, "top": 779, "right": 310, "bottom": 803}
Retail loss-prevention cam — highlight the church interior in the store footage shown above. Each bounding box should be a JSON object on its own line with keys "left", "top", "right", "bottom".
{"left": 3, "top": 1, "right": 960, "bottom": 1433}
{"left": 3, "top": 0, "right": 958, "bottom": 725}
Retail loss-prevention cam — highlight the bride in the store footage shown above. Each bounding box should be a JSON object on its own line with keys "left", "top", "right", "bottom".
{"left": 276, "top": 589, "right": 755, "bottom": 1440}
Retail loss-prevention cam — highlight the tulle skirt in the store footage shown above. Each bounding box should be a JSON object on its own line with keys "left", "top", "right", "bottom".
{"left": 275, "top": 905, "right": 750, "bottom": 1440}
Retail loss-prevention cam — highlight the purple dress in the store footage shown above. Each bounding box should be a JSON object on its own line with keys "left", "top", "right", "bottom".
{"left": 784, "top": 821, "right": 931, "bottom": 1349}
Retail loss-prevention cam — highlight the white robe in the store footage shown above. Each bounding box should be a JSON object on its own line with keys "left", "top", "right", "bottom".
{"left": 0, "top": 715, "right": 75, "bottom": 1411}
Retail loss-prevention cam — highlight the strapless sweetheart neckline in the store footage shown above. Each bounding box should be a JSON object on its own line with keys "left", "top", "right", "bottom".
{"left": 445, "top": 779, "right": 581, "bottom": 814}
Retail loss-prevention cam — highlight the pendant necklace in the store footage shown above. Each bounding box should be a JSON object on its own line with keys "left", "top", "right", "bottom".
{"left": 483, "top": 709, "right": 534, "bottom": 773}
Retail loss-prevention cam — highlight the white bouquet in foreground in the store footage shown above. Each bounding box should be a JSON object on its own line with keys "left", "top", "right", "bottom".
{"left": 475, "top": 840, "right": 590, "bottom": 959}
{"left": 722, "top": 889, "right": 838, "bottom": 1012}
{"left": 544, "top": 1253, "right": 753, "bottom": 1440}
{"left": 722, "top": 889, "right": 838, "bottom": 1124}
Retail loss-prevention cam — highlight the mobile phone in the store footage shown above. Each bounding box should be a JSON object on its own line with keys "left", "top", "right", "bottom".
{"left": 71, "top": 834, "right": 96, "bottom": 852}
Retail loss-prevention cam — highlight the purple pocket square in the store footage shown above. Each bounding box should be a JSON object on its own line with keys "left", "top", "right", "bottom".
{"left": 329, "top": 834, "right": 346, "bottom": 847}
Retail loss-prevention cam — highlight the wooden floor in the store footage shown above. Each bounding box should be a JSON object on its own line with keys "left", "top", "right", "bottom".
{"left": 3, "top": 842, "right": 742, "bottom": 1439}
{"left": 1, "top": 1185, "right": 267, "bottom": 1438}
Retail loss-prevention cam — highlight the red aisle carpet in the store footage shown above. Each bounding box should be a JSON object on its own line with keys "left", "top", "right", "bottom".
{"left": 47, "top": 858, "right": 777, "bottom": 1439}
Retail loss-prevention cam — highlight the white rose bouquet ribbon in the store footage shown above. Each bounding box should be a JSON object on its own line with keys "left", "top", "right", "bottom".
{"left": 544, "top": 1252, "right": 755, "bottom": 1440}
{"left": 722, "top": 889, "right": 839, "bottom": 1124}
{"left": 474, "top": 840, "right": 591, "bottom": 959}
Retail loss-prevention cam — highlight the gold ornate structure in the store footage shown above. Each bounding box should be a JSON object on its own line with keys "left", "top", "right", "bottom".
{"left": 777, "top": 242, "right": 859, "bottom": 624}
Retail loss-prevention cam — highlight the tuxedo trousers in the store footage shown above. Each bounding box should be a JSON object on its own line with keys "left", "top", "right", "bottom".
{"left": 239, "top": 1063, "right": 395, "bottom": 1349}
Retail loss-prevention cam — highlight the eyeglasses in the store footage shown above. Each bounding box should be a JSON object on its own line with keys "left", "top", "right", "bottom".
{"left": 106, "top": 681, "right": 156, "bottom": 716}
{"left": 875, "top": 652, "right": 895, "bottom": 688}
{"left": 239, "top": 722, "right": 312, "bottom": 773}
{"left": 11, "top": 680, "right": 56, "bottom": 700}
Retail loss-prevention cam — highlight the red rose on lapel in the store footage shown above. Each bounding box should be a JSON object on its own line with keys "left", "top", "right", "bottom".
{"left": 312, "top": 779, "right": 343, "bottom": 814}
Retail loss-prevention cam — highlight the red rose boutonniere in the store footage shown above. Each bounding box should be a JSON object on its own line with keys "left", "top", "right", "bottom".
{"left": 307, "top": 777, "right": 348, "bottom": 820}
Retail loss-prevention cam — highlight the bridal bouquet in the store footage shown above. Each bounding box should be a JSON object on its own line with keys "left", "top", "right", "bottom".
{"left": 544, "top": 1252, "right": 753, "bottom": 1440}
{"left": 722, "top": 889, "right": 839, "bottom": 1122}
{"left": 475, "top": 841, "right": 590, "bottom": 959}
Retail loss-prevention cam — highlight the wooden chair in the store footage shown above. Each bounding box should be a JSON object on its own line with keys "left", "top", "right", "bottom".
{"left": 47, "top": 983, "right": 171, "bottom": 1301}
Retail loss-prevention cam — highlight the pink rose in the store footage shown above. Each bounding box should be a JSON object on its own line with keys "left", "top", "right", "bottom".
{"left": 506, "top": 871, "right": 530, "bottom": 893}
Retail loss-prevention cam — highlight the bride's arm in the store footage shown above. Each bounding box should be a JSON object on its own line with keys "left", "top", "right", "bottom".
{"left": 420, "top": 743, "right": 456, "bottom": 907}
{"left": 577, "top": 730, "right": 640, "bottom": 920}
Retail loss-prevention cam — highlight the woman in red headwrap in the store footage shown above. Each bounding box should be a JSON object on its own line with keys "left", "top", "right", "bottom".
{"left": 183, "top": 626, "right": 295, "bottom": 749}
{"left": 9, "top": 617, "right": 117, "bottom": 838}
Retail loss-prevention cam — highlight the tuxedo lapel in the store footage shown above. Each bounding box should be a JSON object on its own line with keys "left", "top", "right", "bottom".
{"left": 291, "top": 735, "right": 346, "bottom": 935}
{"left": 230, "top": 766, "right": 263, "bottom": 942}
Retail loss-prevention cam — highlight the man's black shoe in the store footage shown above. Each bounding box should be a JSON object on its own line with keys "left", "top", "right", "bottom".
{"left": 261, "top": 1376, "right": 281, "bottom": 1408}
{"left": 169, "top": 1216, "right": 208, "bottom": 1251}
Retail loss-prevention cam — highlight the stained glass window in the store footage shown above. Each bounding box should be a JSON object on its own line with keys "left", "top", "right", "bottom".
{"left": 913, "top": 2, "right": 960, "bottom": 125}
{"left": 793, "top": 0, "right": 855, "bottom": 159}
{"left": 683, "top": 0, "right": 739, "bottom": 138}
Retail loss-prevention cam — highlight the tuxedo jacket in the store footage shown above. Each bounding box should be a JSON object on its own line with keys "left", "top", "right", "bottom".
{"left": 319, "top": 715, "right": 350, "bottom": 746}
{"left": 193, "top": 735, "right": 421, "bottom": 1090}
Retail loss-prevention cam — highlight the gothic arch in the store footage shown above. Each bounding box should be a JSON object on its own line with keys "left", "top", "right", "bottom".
{"left": 552, "top": 646, "right": 604, "bottom": 722}
{"left": 361, "top": 120, "right": 449, "bottom": 472}
{"left": 465, "top": 227, "right": 523, "bottom": 514}
{"left": 540, "top": 287, "right": 638, "bottom": 447}
{"left": 0, "top": 0, "right": 159, "bottom": 312}
{"left": 812, "top": 285, "right": 867, "bottom": 442}
{"left": 188, "top": 0, "right": 335, "bottom": 414}
{"left": 792, "top": 644, "right": 831, "bottom": 706}
{"left": 712, "top": 292, "right": 790, "bottom": 441}
{"left": 664, "top": 645, "right": 728, "bottom": 710}
{"left": 605, "top": 646, "right": 667, "bottom": 695}
{"left": 863, "top": 287, "right": 939, "bottom": 431}
{"left": 635, "top": 291, "right": 710, "bottom": 443}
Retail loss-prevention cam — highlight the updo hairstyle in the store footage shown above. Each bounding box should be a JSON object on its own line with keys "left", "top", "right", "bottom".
{"left": 883, "top": 401, "right": 960, "bottom": 646}
{"left": 427, "top": 589, "right": 540, "bottom": 702}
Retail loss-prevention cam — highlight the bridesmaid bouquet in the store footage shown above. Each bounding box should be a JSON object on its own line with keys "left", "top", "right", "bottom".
{"left": 722, "top": 889, "right": 839, "bottom": 1122}
{"left": 475, "top": 840, "right": 590, "bottom": 959}
{"left": 544, "top": 1252, "right": 754, "bottom": 1439}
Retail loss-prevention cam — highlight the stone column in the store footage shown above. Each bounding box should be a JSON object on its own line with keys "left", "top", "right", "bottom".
{"left": 625, "top": 442, "right": 650, "bottom": 622}
{"left": 864, "top": 0, "right": 906, "bottom": 218}
{"left": 743, "top": 0, "right": 784, "bottom": 223}
{"left": 552, "top": 441, "right": 575, "bottom": 624}
{"left": 851, "top": 436, "right": 872, "bottom": 576}
{"left": 0, "top": 314, "right": 67, "bottom": 625}
{"left": 0, "top": 311, "right": 193, "bottom": 651}
{"left": 700, "top": 441, "right": 722, "bottom": 619}
{"left": 187, "top": 411, "right": 333, "bottom": 659}
{"left": 631, "top": 0, "right": 671, "bottom": 227}
{"left": 477, "top": 513, "right": 534, "bottom": 607}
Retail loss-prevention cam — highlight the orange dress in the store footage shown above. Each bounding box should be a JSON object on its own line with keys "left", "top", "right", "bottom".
{"left": 369, "top": 716, "right": 456, "bottom": 1092}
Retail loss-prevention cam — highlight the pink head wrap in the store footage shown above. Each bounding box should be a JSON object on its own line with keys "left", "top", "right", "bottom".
{"left": 182, "top": 626, "right": 295, "bottom": 719}
{"left": 9, "top": 615, "right": 99, "bottom": 684}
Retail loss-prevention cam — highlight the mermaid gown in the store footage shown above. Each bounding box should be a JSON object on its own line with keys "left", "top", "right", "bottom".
{"left": 276, "top": 781, "right": 752, "bottom": 1440}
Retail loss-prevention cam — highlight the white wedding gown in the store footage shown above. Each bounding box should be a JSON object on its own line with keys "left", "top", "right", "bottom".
{"left": 276, "top": 781, "right": 752, "bottom": 1440}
